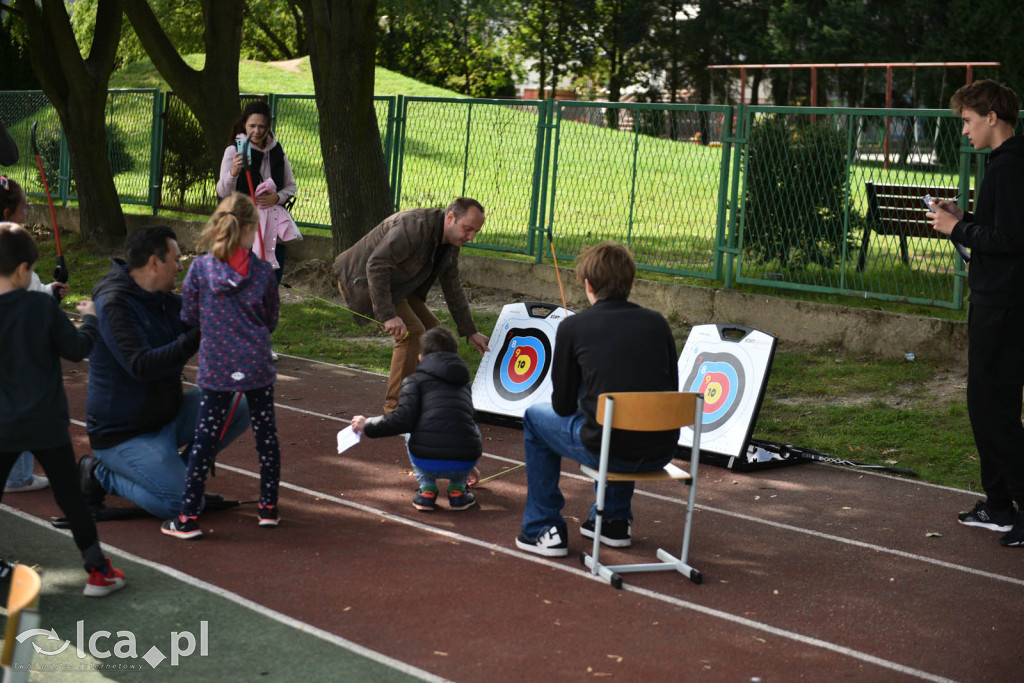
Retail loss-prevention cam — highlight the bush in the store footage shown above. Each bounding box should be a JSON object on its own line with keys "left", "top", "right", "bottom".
{"left": 743, "top": 115, "right": 854, "bottom": 269}
{"left": 161, "top": 101, "right": 213, "bottom": 208}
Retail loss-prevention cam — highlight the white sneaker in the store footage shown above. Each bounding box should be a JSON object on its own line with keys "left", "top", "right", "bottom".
{"left": 515, "top": 525, "right": 569, "bottom": 557}
{"left": 4, "top": 475, "right": 50, "bottom": 493}
{"left": 271, "top": 351, "right": 280, "bottom": 362}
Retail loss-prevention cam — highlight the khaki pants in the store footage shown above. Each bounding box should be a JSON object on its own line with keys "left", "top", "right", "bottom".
{"left": 384, "top": 296, "right": 440, "bottom": 413}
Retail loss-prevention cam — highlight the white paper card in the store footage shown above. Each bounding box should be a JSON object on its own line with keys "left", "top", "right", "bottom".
{"left": 336, "top": 426, "right": 361, "bottom": 454}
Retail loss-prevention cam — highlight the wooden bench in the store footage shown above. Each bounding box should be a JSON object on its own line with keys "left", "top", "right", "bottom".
{"left": 858, "top": 182, "right": 974, "bottom": 271}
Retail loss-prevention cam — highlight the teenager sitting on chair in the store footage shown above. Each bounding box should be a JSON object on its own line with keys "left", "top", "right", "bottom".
{"left": 515, "top": 241, "right": 679, "bottom": 557}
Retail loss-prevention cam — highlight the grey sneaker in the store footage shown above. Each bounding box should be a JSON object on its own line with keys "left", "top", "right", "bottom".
{"left": 958, "top": 500, "right": 1015, "bottom": 532}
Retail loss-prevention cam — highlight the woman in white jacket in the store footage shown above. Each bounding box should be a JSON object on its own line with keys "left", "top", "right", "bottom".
{"left": 216, "top": 101, "right": 300, "bottom": 285}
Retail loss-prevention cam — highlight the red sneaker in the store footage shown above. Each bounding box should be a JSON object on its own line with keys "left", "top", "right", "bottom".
{"left": 84, "top": 558, "right": 126, "bottom": 597}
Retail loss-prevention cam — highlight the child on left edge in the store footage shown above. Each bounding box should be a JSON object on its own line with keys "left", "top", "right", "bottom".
{"left": 161, "top": 192, "right": 282, "bottom": 540}
{"left": 1, "top": 175, "right": 68, "bottom": 494}
{"left": 0, "top": 223, "right": 126, "bottom": 596}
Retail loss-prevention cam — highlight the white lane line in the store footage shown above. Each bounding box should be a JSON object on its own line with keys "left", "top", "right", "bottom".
{"left": 215, "top": 463, "right": 956, "bottom": 683}
{"left": 0, "top": 505, "right": 449, "bottom": 683}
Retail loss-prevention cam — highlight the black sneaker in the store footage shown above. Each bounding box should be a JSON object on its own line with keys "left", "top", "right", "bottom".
{"left": 78, "top": 455, "right": 106, "bottom": 509}
{"left": 447, "top": 487, "right": 476, "bottom": 511}
{"left": 413, "top": 488, "right": 438, "bottom": 511}
{"left": 958, "top": 500, "right": 1015, "bottom": 532}
{"left": 515, "top": 525, "right": 569, "bottom": 557}
{"left": 999, "top": 511, "right": 1024, "bottom": 547}
{"left": 160, "top": 515, "right": 203, "bottom": 540}
{"left": 258, "top": 504, "right": 279, "bottom": 527}
{"left": 580, "top": 518, "right": 632, "bottom": 548}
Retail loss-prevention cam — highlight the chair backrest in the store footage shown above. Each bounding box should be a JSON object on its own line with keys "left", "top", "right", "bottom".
{"left": 596, "top": 392, "right": 698, "bottom": 431}
{"left": 2, "top": 564, "right": 42, "bottom": 669}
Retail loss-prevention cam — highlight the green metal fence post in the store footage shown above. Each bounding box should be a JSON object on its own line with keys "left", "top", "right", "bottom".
{"left": 147, "top": 90, "right": 165, "bottom": 215}
{"left": 461, "top": 101, "right": 473, "bottom": 198}
{"left": 840, "top": 111, "right": 856, "bottom": 287}
{"left": 526, "top": 98, "right": 548, "bottom": 259}
{"left": 723, "top": 104, "right": 745, "bottom": 288}
{"left": 58, "top": 131, "right": 71, "bottom": 206}
{"left": 539, "top": 98, "right": 559, "bottom": 263}
{"left": 626, "top": 105, "right": 640, "bottom": 250}
{"left": 391, "top": 94, "right": 406, "bottom": 212}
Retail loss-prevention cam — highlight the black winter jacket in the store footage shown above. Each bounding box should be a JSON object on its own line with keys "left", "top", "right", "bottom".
{"left": 86, "top": 260, "right": 200, "bottom": 449}
{"left": 363, "top": 350, "right": 482, "bottom": 470}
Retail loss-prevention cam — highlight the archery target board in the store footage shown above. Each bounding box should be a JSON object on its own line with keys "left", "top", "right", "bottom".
{"left": 472, "top": 302, "right": 574, "bottom": 420}
{"left": 677, "top": 324, "right": 777, "bottom": 459}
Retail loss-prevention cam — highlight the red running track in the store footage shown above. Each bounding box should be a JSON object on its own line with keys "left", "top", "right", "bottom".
{"left": 6, "top": 355, "right": 1024, "bottom": 681}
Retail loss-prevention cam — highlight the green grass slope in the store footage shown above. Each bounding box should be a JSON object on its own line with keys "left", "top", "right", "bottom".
{"left": 109, "top": 55, "right": 463, "bottom": 99}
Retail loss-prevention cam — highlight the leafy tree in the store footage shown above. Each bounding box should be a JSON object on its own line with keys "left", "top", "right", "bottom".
{"left": 0, "top": 12, "right": 37, "bottom": 89}
{"left": 505, "top": 0, "right": 590, "bottom": 99}
{"left": 72, "top": 0, "right": 306, "bottom": 70}
{"left": 7, "top": 0, "right": 126, "bottom": 244}
{"left": 242, "top": 0, "right": 307, "bottom": 60}
{"left": 377, "top": 0, "right": 515, "bottom": 97}
{"left": 122, "top": 1, "right": 245, "bottom": 179}
{"left": 297, "top": 0, "right": 393, "bottom": 252}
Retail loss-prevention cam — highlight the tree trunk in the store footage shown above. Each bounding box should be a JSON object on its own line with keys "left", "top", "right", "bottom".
{"left": 300, "top": 0, "right": 393, "bottom": 254}
{"left": 123, "top": 0, "right": 245, "bottom": 180}
{"left": 14, "top": 0, "right": 126, "bottom": 246}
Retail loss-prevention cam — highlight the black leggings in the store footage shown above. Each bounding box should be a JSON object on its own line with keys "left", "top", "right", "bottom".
{"left": 1, "top": 443, "right": 105, "bottom": 571}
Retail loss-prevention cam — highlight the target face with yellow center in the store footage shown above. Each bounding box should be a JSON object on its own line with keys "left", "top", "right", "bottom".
{"left": 677, "top": 324, "right": 777, "bottom": 459}
{"left": 472, "top": 302, "right": 573, "bottom": 419}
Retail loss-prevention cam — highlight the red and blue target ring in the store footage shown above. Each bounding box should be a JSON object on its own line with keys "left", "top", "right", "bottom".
{"left": 492, "top": 330, "right": 551, "bottom": 401}
{"left": 682, "top": 352, "right": 745, "bottom": 430}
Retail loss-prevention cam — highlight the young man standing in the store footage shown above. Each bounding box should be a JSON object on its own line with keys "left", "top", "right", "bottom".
{"left": 929, "top": 79, "right": 1024, "bottom": 547}
{"left": 515, "top": 241, "right": 679, "bottom": 556}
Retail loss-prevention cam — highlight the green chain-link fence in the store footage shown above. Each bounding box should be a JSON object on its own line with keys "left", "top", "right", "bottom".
{"left": 391, "top": 96, "right": 546, "bottom": 256}
{"left": 546, "top": 101, "right": 732, "bottom": 281}
{"left": 3, "top": 88, "right": 1020, "bottom": 311}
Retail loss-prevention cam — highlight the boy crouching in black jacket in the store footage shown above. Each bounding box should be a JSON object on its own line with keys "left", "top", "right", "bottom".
{"left": 351, "top": 327, "right": 482, "bottom": 511}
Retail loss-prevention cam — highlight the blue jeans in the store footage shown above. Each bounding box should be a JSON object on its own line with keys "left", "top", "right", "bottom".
{"left": 403, "top": 434, "right": 472, "bottom": 490}
{"left": 5, "top": 451, "right": 35, "bottom": 487}
{"left": 520, "top": 403, "right": 674, "bottom": 540}
{"left": 411, "top": 465, "right": 471, "bottom": 491}
{"left": 93, "top": 388, "right": 251, "bottom": 518}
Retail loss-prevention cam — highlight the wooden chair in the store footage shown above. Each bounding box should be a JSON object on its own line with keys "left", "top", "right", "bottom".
{"left": 2, "top": 564, "right": 42, "bottom": 683}
{"left": 580, "top": 391, "right": 704, "bottom": 589}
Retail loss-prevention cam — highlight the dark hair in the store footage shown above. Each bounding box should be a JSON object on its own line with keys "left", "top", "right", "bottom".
{"left": 125, "top": 225, "right": 178, "bottom": 270}
{"left": 444, "top": 197, "right": 485, "bottom": 221}
{"left": 951, "top": 79, "right": 1021, "bottom": 127}
{"left": 575, "top": 241, "right": 636, "bottom": 300}
{"left": 0, "top": 222, "right": 38, "bottom": 276}
{"left": 201, "top": 193, "right": 259, "bottom": 262}
{"left": 421, "top": 327, "right": 458, "bottom": 356}
{"left": 231, "top": 100, "right": 273, "bottom": 139}
{"left": 0, "top": 176, "right": 25, "bottom": 221}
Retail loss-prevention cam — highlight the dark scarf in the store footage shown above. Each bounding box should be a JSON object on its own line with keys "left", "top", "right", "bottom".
{"left": 235, "top": 138, "right": 286, "bottom": 195}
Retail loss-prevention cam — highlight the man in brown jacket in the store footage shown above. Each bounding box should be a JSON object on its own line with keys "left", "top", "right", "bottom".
{"left": 334, "top": 197, "right": 490, "bottom": 412}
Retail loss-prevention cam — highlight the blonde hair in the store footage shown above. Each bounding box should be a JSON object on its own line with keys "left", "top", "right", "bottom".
{"left": 201, "top": 193, "right": 259, "bottom": 262}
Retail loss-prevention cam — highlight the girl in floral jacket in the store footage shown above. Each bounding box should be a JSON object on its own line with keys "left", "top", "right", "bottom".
{"left": 162, "top": 193, "right": 281, "bottom": 540}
